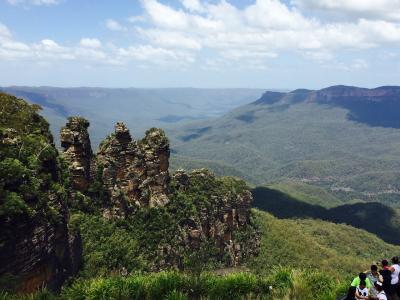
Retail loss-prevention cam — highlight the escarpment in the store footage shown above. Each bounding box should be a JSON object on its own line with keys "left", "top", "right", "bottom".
{"left": 61, "top": 118, "right": 260, "bottom": 269}
{"left": 0, "top": 93, "right": 82, "bottom": 293}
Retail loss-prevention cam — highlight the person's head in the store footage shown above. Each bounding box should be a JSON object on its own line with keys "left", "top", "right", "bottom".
{"left": 382, "top": 259, "right": 389, "bottom": 267}
{"left": 371, "top": 264, "right": 378, "bottom": 275}
{"left": 392, "top": 256, "right": 399, "bottom": 264}
{"left": 374, "top": 281, "right": 384, "bottom": 292}
{"left": 359, "top": 280, "right": 366, "bottom": 289}
{"left": 359, "top": 272, "right": 367, "bottom": 281}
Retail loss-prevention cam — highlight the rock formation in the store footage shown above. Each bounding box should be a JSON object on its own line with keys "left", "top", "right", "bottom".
{"left": 0, "top": 199, "right": 82, "bottom": 293}
{"left": 169, "top": 169, "right": 260, "bottom": 267}
{"left": 0, "top": 93, "right": 82, "bottom": 293}
{"left": 96, "top": 123, "right": 170, "bottom": 217}
{"left": 58, "top": 118, "right": 259, "bottom": 269}
{"left": 60, "top": 117, "right": 93, "bottom": 192}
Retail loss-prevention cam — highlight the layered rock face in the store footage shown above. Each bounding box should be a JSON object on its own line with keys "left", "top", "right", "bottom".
{"left": 60, "top": 117, "right": 93, "bottom": 192}
{"left": 169, "top": 169, "right": 260, "bottom": 267}
{"left": 0, "top": 93, "right": 82, "bottom": 293}
{"left": 97, "top": 123, "right": 170, "bottom": 217}
{"left": 0, "top": 199, "right": 82, "bottom": 293}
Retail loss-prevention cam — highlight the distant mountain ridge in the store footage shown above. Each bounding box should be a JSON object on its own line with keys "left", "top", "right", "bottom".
{"left": 169, "top": 85, "right": 400, "bottom": 206}
{"left": 253, "top": 85, "right": 400, "bottom": 128}
{"left": 0, "top": 86, "right": 265, "bottom": 147}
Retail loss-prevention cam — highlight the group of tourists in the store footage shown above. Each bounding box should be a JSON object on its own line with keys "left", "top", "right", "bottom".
{"left": 344, "top": 257, "right": 400, "bottom": 300}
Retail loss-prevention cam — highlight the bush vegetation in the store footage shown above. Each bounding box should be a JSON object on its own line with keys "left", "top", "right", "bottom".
{"left": 0, "top": 269, "right": 347, "bottom": 300}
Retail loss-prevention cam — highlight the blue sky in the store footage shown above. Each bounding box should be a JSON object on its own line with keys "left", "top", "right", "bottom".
{"left": 0, "top": 0, "right": 399, "bottom": 89}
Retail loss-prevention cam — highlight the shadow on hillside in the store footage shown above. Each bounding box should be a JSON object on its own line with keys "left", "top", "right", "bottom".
{"left": 326, "top": 97, "right": 400, "bottom": 129}
{"left": 252, "top": 187, "right": 400, "bottom": 245}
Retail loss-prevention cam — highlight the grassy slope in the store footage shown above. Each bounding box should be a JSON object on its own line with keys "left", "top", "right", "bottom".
{"left": 249, "top": 210, "right": 400, "bottom": 278}
{"left": 170, "top": 101, "right": 400, "bottom": 206}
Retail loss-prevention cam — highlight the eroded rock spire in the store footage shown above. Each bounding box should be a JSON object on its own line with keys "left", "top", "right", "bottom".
{"left": 60, "top": 117, "right": 93, "bottom": 192}
{"left": 96, "top": 122, "right": 170, "bottom": 217}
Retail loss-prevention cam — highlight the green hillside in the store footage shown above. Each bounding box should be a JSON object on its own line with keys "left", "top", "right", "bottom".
{"left": 252, "top": 186, "right": 400, "bottom": 245}
{"left": 170, "top": 88, "right": 400, "bottom": 206}
{"left": 249, "top": 210, "right": 400, "bottom": 277}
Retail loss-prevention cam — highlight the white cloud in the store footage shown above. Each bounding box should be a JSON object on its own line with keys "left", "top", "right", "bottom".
{"left": 32, "top": 39, "right": 75, "bottom": 60}
{"left": 133, "top": 0, "right": 400, "bottom": 68}
{"left": 2, "top": 1, "right": 400, "bottom": 71}
{"left": 0, "top": 23, "right": 12, "bottom": 39}
{"left": 0, "top": 22, "right": 193, "bottom": 67}
{"left": 106, "top": 19, "right": 127, "bottom": 31}
{"left": 293, "top": 0, "right": 400, "bottom": 21}
{"left": 80, "top": 38, "right": 102, "bottom": 49}
{"left": 181, "top": 0, "right": 204, "bottom": 12}
{"left": 117, "top": 45, "right": 195, "bottom": 66}
{"left": 136, "top": 28, "right": 202, "bottom": 50}
{"left": 142, "top": 0, "right": 190, "bottom": 30}
{"left": 244, "top": 0, "right": 314, "bottom": 30}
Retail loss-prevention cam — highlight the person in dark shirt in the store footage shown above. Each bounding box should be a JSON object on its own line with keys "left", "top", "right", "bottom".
{"left": 380, "top": 260, "right": 393, "bottom": 297}
{"left": 344, "top": 286, "right": 357, "bottom": 300}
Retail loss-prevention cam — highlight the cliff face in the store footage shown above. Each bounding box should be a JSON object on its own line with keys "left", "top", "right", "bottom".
{"left": 96, "top": 123, "right": 170, "bottom": 217}
{"left": 0, "top": 93, "right": 82, "bottom": 293}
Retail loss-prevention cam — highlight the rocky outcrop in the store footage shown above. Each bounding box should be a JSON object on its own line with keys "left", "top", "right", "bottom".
{"left": 58, "top": 119, "right": 259, "bottom": 270}
{"left": 0, "top": 93, "right": 82, "bottom": 293}
{"left": 96, "top": 122, "right": 170, "bottom": 217}
{"left": 60, "top": 117, "right": 93, "bottom": 192}
{"left": 0, "top": 202, "right": 82, "bottom": 293}
{"left": 170, "top": 169, "right": 260, "bottom": 267}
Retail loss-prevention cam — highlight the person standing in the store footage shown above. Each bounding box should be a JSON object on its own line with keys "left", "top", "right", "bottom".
{"left": 389, "top": 257, "right": 400, "bottom": 300}
{"left": 380, "top": 260, "right": 393, "bottom": 297}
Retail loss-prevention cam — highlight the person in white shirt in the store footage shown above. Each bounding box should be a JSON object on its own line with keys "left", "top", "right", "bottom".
{"left": 375, "top": 281, "right": 388, "bottom": 300}
{"left": 356, "top": 280, "right": 369, "bottom": 300}
{"left": 390, "top": 256, "right": 400, "bottom": 299}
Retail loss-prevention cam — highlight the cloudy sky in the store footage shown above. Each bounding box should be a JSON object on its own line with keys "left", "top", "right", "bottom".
{"left": 0, "top": 0, "right": 399, "bottom": 88}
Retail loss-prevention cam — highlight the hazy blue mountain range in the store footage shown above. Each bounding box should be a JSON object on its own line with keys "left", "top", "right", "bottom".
{"left": 0, "top": 86, "right": 265, "bottom": 147}
{"left": 169, "top": 85, "right": 400, "bottom": 207}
